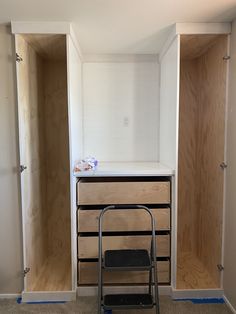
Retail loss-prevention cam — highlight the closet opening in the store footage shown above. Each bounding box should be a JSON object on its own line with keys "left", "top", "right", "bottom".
{"left": 177, "top": 34, "right": 228, "bottom": 289}
{"left": 16, "top": 34, "right": 71, "bottom": 291}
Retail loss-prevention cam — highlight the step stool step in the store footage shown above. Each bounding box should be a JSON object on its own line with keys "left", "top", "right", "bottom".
{"left": 104, "top": 249, "right": 151, "bottom": 270}
{"left": 103, "top": 293, "right": 153, "bottom": 309}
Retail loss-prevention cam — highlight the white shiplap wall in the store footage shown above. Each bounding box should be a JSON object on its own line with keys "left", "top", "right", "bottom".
{"left": 83, "top": 61, "right": 159, "bottom": 162}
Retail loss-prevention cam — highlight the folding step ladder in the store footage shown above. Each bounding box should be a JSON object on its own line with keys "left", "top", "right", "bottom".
{"left": 98, "top": 205, "right": 160, "bottom": 313}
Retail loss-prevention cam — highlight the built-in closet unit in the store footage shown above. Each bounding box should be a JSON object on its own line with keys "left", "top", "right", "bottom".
{"left": 11, "top": 21, "right": 232, "bottom": 302}
{"left": 12, "top": 22, "right": 83, "bottom": 302}
{"left": 159, "top": 24, "right": 230, "bottom": 298}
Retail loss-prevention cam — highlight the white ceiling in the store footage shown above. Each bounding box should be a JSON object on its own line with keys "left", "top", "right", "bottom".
{"left": 1, "top": 0, "right": 236, "bottom": 54}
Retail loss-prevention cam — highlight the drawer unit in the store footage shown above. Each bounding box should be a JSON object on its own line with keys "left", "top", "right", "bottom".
{"left": 76, "top": 176, "right": 171, "bottom": 287}
{"left": 77, "top": 181, "right": 170, "bottom": 205}
{"left": 78, "top": 235, "right": 170, "bottom": 259}
{"left": 78, "top": 207, "right": 170, "bottom": 232}
{"left": 78, "top": 260, "right": 170, "bottom": 284}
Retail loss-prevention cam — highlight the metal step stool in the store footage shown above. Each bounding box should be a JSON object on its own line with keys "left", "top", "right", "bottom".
{"left": 98, "top": 205, "right": 160, "bottom": 313}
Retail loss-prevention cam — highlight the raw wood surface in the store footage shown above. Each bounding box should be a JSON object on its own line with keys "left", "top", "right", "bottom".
{"left": 78, "top": 208, "right": 170, "bottom": 232}
{"left": 78, "top": 235, "right": 170, "bottom": 258}
{"left": 180, "top": 35, "right": 222, "bottom": 60}
{"left": 78, "top": 261, "right": 170, "bottom": 284}
{"left": 78, "top": 181, "right": 170, "bottom": 205}
{"left": 177, "top": 252, "right": 218, "bottom": 289}
{"left": 31, "top": 254, "right": 71, "bottom": 291}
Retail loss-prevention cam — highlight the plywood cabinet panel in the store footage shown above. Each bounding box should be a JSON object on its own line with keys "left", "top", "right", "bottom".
{"left": 78, "top": 208, "right": 170, "bottom": 232}
{"left": 78, "top": 261, "right": 170, "bottom": 284}
{"left": 78, "top": 235, "right": 170, "bottom": 259}
{"left": 77, "top": 181, "right": 170, "bottom": 205}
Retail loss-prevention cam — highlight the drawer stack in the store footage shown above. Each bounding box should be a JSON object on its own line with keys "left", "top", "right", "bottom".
{"left": 77, "top": 177, "right": 171, "bottom": 286}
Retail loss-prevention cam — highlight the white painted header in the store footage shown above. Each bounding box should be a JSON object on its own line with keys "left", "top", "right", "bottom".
{"left": 83, "top": 54, "right": 158, "bottom": 63}
{"left": 11, "top": 21, "right": 71, "bottom": 34}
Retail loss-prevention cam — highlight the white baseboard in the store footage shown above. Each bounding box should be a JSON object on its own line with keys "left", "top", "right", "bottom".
{"left": 172, "top": 289, "right": 224, "bottom": 299}
{"left": 77, "top": 285, "right": 172, "bottom": 297}
{"left": 0, "top": 294, "right": 21, "bottom": 299}
{"left": 224, "top": 295, "right": 236, "bottom": 313}
{"left": 21, "top": 291, "right": 76, "bottom": 302}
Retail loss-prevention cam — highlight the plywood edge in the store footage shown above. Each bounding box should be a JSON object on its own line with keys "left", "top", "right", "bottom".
{"left": 21, "top": 291, "right": 76, "bottom": 302}
{"left": 11, "top": 21, "right": 71, "bottom": 35}
{"left": 77, "top": 285, "right": 172, "bottom": 296}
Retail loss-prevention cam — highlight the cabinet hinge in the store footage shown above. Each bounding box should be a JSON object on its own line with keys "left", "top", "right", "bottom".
{"left": 16, "top": 53, "right": 23, "bottom": 63}
{"left": 223, "top": 55, "right": 230, "bottom": 61}
{"left": 220, "top": 162, "right": 227, "bottom": 170}
{"left": 217, "top": 264, "right": 224, "bottom": 272}
{"left": 23, "top": 267, "right": 30, "bottom": 277}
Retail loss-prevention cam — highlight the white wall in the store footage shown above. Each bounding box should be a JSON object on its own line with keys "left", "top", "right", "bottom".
{"left": 0, "top": 24, "right": 23, "bottom": 293}
{"left": 83, "top": 61, "right": 159, "bottom": 162}
{"left": 223, "top": 20, "right": 236, "bottom": 311}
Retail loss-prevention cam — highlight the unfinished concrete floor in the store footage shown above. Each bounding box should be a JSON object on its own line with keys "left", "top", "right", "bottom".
{"left": 0, "top": 296, "right": 232, "bottom": 314}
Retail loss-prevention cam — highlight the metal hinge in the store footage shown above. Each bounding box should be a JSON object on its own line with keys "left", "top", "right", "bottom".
{"left": 217, "top": 264, "right": 224, "bottom": 272}
{"left": 23, "top": 267, "right": 30, "bottom": 277}
{"left": 20, "top": 165, "right": 27, "bottom": 173}
{"left": 223, "top": 55, "right": 230, "bottom": 61}
{"left": 16, "top": 53, "right": 23, "bottom": 62}
{"left": 220, "top": 162, "right": 227, "bottom": 170}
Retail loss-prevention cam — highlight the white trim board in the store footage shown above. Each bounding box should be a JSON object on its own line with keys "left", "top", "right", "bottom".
{"left": 224, "top": 295, "right": 236, "bottom": 314}
{"left": 21, "top": 291, "right": 76, "bottom": 302}
{"left": 77, "top": 286, "right": 172, "bottom": 297}
{"left": 11, "top": 21, "right": 71, "bottom": 34}
{"left": 172, "top": 289, "right": 224, "bottom": 299}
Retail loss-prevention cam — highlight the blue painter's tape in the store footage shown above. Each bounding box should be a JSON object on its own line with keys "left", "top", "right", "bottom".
{"left": 174, "top": 298, "right": 225, "bottom": 304}
{"left": 16, "top": 297, "right": 22, "bottom": 304}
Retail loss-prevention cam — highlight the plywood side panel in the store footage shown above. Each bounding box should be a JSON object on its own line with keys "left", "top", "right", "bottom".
{"left": 78, "top": 181, "right": 170, "bottom": 205}
{"left": 15, "top": 35, "right": 47, "bottom": 291}
{"left": 196, "top": 36, "right": 227, "bottom": 286}
{"left": 78, "top": 208, "right": 170, "bottom": 232}
{"left": 78, "top": 235, "right": 170, "bottom": 259}
{"left": 79, "top": 261, "right": 170, "bottom": 284}
{"left": 177, "top": 60, "right": 198, "bottom": 254}
{"left": 43, "top": 60, "right": 71, "bottom": 259}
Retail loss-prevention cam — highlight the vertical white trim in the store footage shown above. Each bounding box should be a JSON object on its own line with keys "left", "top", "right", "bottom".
{"left": 14, "top": 34, "right": 27, "bottom": 293}
{"left": 173, "top": 35, "right": 180, "bottom": 289}
{"left": 221, "top": 34, "right": 231, "bottom": 289}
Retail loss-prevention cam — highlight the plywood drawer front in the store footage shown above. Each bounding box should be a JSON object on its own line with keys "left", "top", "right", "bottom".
{"left": 78, "top": 235, "right": 170, "bottom": 259}
{"left": 78, "top": 260, "right": 170, "bottom": 284}
{"left": 77, "top": 181, "right": 170, "bottom": 205}
{"left": 78, "top": 208, "right": 170, "bottom": 232}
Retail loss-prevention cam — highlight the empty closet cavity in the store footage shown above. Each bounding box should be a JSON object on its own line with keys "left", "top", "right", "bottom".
{"left": 15, "top": 34, "right": 71, "bottom": 291}
{"left": 177, "top": 35, "right": 228, "bottom": 289}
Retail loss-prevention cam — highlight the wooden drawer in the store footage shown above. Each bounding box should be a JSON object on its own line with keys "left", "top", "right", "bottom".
{"left": 78, "top": 260, "right": 170, "bottom": 284}
{"left": 78, "top": 235, "right": 170, "bottom": 258}
{"left": 78, "top": 208, "right": 170, "bottom": 232}
{"left": 77, "top": 181, "right": 170, "bottom": 205}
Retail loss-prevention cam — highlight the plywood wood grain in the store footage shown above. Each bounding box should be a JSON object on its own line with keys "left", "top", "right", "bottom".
{"left": 196, "top": 35, "right": 227, "bottom": 286}
{"left": 78, "top": 181, "right": 170, "bottom": 205}
{"left": 177, "top": 35, "right": 227, "bottom": 289}
{"left": 31, "top": 254, "right": 71, "bottom": 291}
{"left": 177, "top": 252, "right": 218, "bottom": 289}
{"left": 180, "top": 35, "right": 222, "bottom": 60}
{"left": 78, "top": 208, "right": 170, "bottom": 232}
{"left": 78, "top": 261, "right": 170, "bottom": 284}
{"left": 16, "top": 34, "right": 47, "bottom": 291}
{"left": 78, "top": 235, "right": 170, "bottom": 259}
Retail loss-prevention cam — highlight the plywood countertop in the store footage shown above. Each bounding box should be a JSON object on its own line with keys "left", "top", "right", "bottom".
{"left": 74, "top": 162, "right": 174, "bottom": 177}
